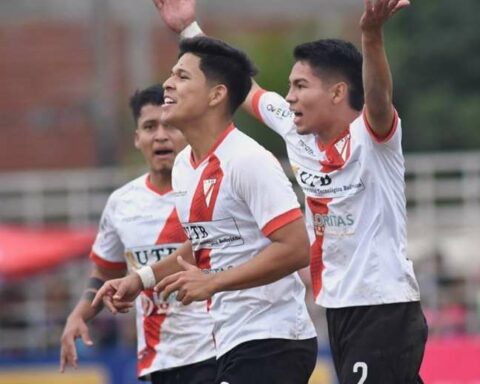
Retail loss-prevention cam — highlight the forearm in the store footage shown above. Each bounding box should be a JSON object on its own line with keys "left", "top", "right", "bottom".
{"left": 151, "top": 241, "right": 195, "bottom": 282}
{"left": 70, "top": 267, "right": 125, "bottom": 321}
{"left": 362, "top": 30, "right": 394, "bottom": 127}
{"left": 212, "top": 238, "right": 308, "bottom": 293}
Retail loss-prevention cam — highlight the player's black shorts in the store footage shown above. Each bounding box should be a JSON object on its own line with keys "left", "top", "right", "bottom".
{"left": 214, "top": 337, "right": 318, "bottom": 384}
{"left": 150, "top": 357, "right": 217, "bottom": 384}
{"left": 327, "top": 301, "right": 428, "bottom": 384}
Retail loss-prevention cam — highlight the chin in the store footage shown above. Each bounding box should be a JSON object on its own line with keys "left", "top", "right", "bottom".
{"left": 295, "top": 124, "right": 313, "bottom": 136}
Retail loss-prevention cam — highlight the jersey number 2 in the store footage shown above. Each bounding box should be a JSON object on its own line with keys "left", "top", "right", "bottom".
{"left": 353, "top": 362, "right": 368, "bottom": 384}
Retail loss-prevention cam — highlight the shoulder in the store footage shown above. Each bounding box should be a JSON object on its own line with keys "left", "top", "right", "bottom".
{"left": 222, "top": 132, "right": 283, "bottom": 188}
{"left": 173, "top": 145, "right": 192, "bottom": 169}
{"left": 107, "top": 174, "right": 147, "bottom": 208}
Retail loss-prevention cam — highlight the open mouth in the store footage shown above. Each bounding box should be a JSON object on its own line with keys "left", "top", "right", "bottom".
{"left": 154, "top": 149, "right": 174, "bottom": 157}
{"left": 163, "top": 96, "right": 176, "bottom": 105}
{"left": 293, "top": 111, "right": 303, "bottom": 124}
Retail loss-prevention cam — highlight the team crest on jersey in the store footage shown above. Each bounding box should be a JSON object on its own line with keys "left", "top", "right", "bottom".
{"left": 203, "top": 178, "right": 217, "bottom": 207}
{"left": 334, "top": 133, "right": 351, "bottom": 162}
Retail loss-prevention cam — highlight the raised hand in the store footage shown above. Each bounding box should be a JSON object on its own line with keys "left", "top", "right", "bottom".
{"left": 154, "top": 256, "right": 216, "bottom": 305}
{"left": 360, "top": 0, "right": 410, "bottom": 33}
{"left": 151, "top": 0, "right": 197, "bottom": 33}
{"left": 92, "top": 274, "right": 142, "bottom": 314}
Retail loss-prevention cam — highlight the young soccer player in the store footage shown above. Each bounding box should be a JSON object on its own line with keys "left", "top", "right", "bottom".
{"left": 60, "top": 85, "right": 217, "bottom": 384}
{"left": 93, "top": 37, "right": 318, "bottom": 384}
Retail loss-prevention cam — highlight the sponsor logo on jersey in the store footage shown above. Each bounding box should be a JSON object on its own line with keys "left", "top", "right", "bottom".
{"left": 299, "top": 170, "right": 332, "bottom": 187}
{"left": 298, "top": 139, "right": 315, "bottom": 156}
{"left": 125, "top": 243, "right": 182, "bottom": 269}
{"left": 182, "top": 217, "right": 244, "bottom": 249}
{"left": 313, "top": 213, "right": 355, "bottom": 237}
{"left": 292, "top": 162, "right": 365, "bottom": 198}
{"left": 266, "top": 103, "right": 294, "bottom": 119}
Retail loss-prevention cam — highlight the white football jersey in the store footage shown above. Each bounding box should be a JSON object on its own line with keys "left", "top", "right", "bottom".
{"left": 252, "top": 90, "right": 421, "bottom": 308}
{"left": 172, "top": 125, "right": 317, "bottom": 358}
{"left": 90, "top": 174, "right": 215, "bottom": 377}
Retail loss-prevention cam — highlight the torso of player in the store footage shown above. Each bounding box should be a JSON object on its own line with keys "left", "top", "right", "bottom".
{"left": 253, "top": 91, "right": 421, "bottom": 308}
{"left": 172, "top": 126, "right": 316, "bottom": 358}
{"left": 90, "top": 174, "right": 215, "bottom": 376}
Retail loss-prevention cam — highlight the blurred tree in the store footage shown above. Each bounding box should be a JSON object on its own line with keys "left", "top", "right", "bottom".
{"left": 387, "top": 0, "right": 480, "bottom": 152}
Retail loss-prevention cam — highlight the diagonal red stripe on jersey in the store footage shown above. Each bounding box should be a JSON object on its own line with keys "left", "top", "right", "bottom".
{"left": 138, "top": 289, "right": 167, "bottom": 374}
{"left": 189, "top": 155, "right": 224, "bottom": 310}
{"left": 155, "top": 208, "right": 188, "bottom": 244}
{"left": 190, "top": 155, "right": 224, "bottom": 222}
{"left": 306, "top": 197, "right": 332, "bottom": 299}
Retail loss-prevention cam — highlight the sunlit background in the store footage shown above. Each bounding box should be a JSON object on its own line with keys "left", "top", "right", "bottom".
{"left": 1, "top": 1, "right": 479, "bottom": 383}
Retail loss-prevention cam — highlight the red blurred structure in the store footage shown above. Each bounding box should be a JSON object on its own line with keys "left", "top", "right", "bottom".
{"left": 0, "top": 225, "right": 96, "bottom": 279}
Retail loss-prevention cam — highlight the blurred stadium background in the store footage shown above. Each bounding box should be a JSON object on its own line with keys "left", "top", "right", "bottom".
{"left": 1, "top": 0, "right": 479, "bottom": 383}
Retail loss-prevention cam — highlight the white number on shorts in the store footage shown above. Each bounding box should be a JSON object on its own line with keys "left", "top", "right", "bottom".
{"left": 353, "top": 362, "right": 368, "bottom": 384}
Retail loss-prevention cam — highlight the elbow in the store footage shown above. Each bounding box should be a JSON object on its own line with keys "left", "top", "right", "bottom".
{"left": 288, "top": 239, "right": 310, "bottom": 271}
{"left": 297, "top": 245, "right": 311, "bottom": 269}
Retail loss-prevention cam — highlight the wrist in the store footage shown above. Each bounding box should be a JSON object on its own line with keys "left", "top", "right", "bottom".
{"left": 134, "top": 266, "right": 156, "bottom": 289}
{"left": 209, "top": 272, "right": 223, "bottom": 296}
{"left": 179, "top": 21, "right": 203, "bottom": 39}
{"left": 362, "top": 29, "right": 384, "bottom": 44}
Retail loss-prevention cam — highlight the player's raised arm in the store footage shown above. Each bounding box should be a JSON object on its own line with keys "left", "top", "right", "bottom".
{"left": 60, "top": 265, "right": 126, "bottom": 372}
{"left": 360, "top": 0, "right": 410, "bottom": 138}
{"left": 152, "top": 0, "right": 198, "bottom": 35}
{"left": 152, "top": 0, "right": 265, "bottom": 120}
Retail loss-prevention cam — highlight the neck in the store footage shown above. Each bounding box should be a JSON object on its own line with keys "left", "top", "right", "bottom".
{"left": 148, "top": 171, "right": 172, "bottom": 193}
{"left": 181, "top": 113, "right": 232, "bottom": 164}
{"left": 317, "top": 108, "right": 360, "bottom": 145}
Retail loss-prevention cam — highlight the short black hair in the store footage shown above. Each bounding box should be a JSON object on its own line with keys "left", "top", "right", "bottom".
{"left": 129, "top": 84, "right": 164, "bottom": 123}
{"left": 294, "top": 39, "right": 364, "bottom": 111}
{"left": 179, "top": 36, "right": 258, "bottom": 115}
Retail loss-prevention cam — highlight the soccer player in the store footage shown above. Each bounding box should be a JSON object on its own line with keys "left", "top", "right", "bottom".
{"left": 155, "top": 0, "right": 429, "bottom": 383}
{"left": 59, "top": 85, "right": 217, "bottom": 384}
{"left": 93, "top": 36, "right": 318, "bottom": 383}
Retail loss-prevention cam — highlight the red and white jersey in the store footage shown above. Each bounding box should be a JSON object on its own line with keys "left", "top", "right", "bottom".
{"left": 172, "top": 125, "right": 316, "bottom": 358}
{"left": 252, "top": 90, "right": 421, "bottom": 308}
{"left": 90, "top": 173, "right": 215, "bottom": 377}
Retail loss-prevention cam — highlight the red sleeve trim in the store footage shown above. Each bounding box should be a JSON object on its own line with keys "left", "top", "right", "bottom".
{"left": 90, "top": 251, "right": 127, "bottom": 270}
{"left": 251, "top": 89, "right": 267, "bottom": 123}
{"left": 363, "top": 108, "right": 399, "bottom": 144}
{"left": 262, "top": 208, "right": 303, "bottom": 237}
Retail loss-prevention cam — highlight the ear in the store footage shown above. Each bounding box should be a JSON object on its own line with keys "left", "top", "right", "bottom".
{"left": 330, "top": 82, "right": 348, "bottom": 105}
{"left": 208, "top": 84, "right": 228, "bottom": 108}
{"left": 134, "top": 129, "right": 140, "bottom": 149}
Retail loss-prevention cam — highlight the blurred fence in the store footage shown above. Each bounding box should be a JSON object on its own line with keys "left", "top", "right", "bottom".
{"left": 1, "top": 152, "right": 480, "bottom": 229}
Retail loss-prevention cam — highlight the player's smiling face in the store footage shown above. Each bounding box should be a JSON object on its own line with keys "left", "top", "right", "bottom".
{"left": 161, "top": 53, "right": 213, "bottom": 128}
{"left": 134, "top": 103, "right": 187, "bottom": 174}
{"left": 286, "top": 61, "right": 335, "bottom": 136}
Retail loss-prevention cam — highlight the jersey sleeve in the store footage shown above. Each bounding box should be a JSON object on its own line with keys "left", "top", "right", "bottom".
{"left": 232, "top": 148, "right": 303, "bottom": 237}
{"left": 251, "top": 89, "right": 295, "bottom": 138}
{"left": 361, "top": 108, "right": 402, "bottom": 152}
{"left": 90, "top": 195, "right": 127, "bottom": 270}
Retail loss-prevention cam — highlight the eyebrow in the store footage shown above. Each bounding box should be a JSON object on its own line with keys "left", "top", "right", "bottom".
{"left": 172, "top": 67, "right": 191, "bottom": 77}
{"left": 141, "top": 118, "right": 158, "bottom": 126}
{"left": 289, "top": 78, "right": 308, "bottom": 86}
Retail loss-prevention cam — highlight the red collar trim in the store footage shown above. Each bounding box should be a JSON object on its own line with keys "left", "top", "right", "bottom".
{"left": 189, "top": 123, "right": 235, "bottom": 169}
{"left": 316, "top": 127, "right": 350, "bottom": 152}
{"left": 145, "top": 174, "right": 172, "bottom": 196}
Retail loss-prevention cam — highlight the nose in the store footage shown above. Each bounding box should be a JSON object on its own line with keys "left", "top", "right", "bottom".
{"left": 163, "top": 75, "right": 174, "bottom": 91}
{"left": 154, "top": 125, "right": 169, "bottom": 142}
{"left": 285, "top": 86, "right": 296, "bottom": 105}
